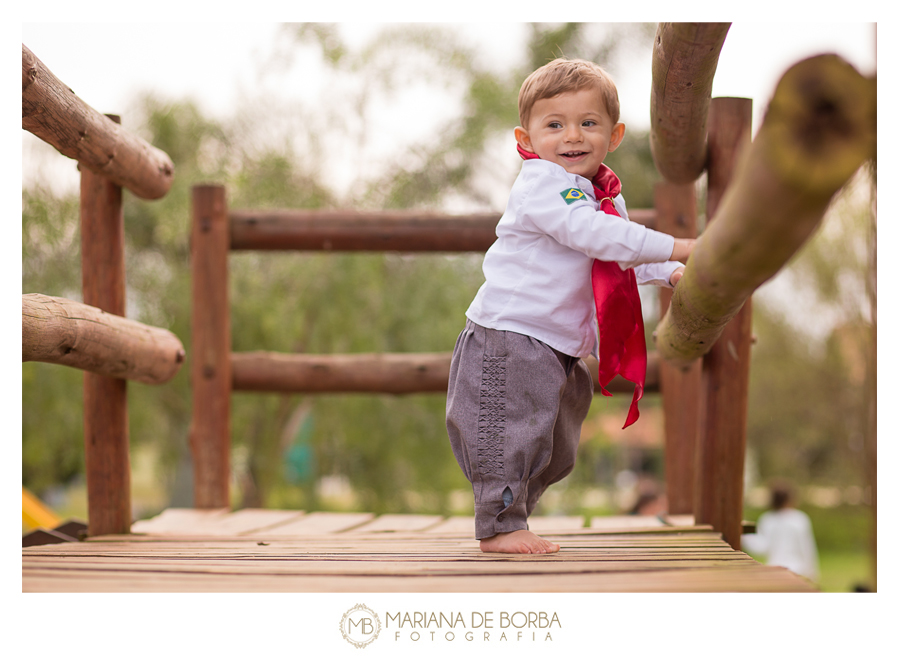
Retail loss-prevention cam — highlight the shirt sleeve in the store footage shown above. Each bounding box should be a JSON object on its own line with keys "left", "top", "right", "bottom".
{"left": 635, "top": 261, "right": 683, "bottom": 287}
{"left": 517, "top": 172, "right": 675, "bottom": 270}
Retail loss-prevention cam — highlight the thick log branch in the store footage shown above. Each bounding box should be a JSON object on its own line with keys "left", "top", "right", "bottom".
{"left": 23, "top": 294, "right": 185, "bottom": 384}
{"left": 656, "top": 55, "right": 876, "bottom": 367}
{"left": 231, "top": 351, "right": 659, "bottom": 395}
{"left": 230, "top": 208, "right": 656, "bottom": 252}
{"left": 650, "top": 22, "right": 731, "bottom": 184}
{"left": 22, "top": 44, "right": 174, "bottom": 200}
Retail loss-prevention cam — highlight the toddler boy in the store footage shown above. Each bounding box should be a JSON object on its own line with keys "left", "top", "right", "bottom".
{"left": 446, "top": 58, "right": 695, "bottom": 554}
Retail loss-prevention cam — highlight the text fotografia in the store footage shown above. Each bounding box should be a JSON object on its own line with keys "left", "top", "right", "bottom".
{"left": 386, "top": 611, "right": 561, "bottom": 642}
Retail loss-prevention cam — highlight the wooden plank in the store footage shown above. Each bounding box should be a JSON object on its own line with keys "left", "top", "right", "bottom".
{"left": 246, "top": 512, "right": 375, "bottom": 536}
{"left": 22, "top": 507, "right": 818, "bottom": 593}
{"left": 22, "top": 560, "right": 815, "bottom": 593}
{"left": 21, "top": 554, "right": 759, "bottom": 577}
{"left": 349, "top": 514, "right": 444, "bottom": 533}
{"left": 193, "top": 509, "right": 306, "bottom": 536}
{"left": 589, "top": 516, "right": 665, "bottom": 529}
{"left": 663, "top": 514, "right": 695, "bottom": 526}
{"left": 527, "top": 516, "right": 585, "bottom": 532}
{"left": 424, "top": 516, "right": 475, "bottom": 534}
{"left": 190, "top": 185, "right": 232, "bottom": 508}
{"left": 32, "top": 530, "right": 733, "bottom": 554}
{"left": 131, "top": 508, "right": 230, "bottom": 534}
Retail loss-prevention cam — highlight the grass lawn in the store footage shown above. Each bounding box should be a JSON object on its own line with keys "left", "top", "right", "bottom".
{"left": 817, "top": 550, "right": 875, "bottom": 593}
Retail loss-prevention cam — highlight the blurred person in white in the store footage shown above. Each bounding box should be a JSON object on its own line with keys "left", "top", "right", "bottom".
{"left": 742, "top": 480, "right": 820, "bottom": 583}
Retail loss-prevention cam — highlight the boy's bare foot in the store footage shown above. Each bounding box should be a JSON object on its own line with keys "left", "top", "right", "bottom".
{"left": 479, "top": 530, "right": 560, "bottom": 554}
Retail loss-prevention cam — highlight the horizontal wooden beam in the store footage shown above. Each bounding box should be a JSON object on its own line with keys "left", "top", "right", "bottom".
{"left": 656, "top": 55, "right": 876, "bottom": 367}
{"left": 231, "top": 350, "right": 659, "bottom": 395}
{"left": 21, "top": 44, "right": 174, "bottom": 200}
{"left": 650, "top": 22, "right": 731, "bottom": 184}
{"left": 229, "top": 208, "right": 657, "bottom": 252}
{"left": 22, "top": 293, "right": 185, "bottom": 385}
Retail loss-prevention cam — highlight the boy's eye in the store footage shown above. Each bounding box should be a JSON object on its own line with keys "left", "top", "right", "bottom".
{"left": 548, "top": 121, "right": 562, "bottom": 129}
{"left": 582, "top": 120, "right": 597, "bottom": 127}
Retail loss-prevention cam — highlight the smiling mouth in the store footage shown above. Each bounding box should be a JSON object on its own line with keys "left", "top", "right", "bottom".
{"left": 560, "top": 151, "right": 588, "bottom": 158}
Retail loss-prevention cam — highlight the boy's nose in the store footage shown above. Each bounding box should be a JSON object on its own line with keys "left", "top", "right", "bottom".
{"left": 564, "top": 126, "right": 583, "bottom": 142}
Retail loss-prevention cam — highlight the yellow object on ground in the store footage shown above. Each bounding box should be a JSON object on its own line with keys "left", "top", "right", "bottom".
{"left": 22, "top": 487, "right": 61, "bottom": 530}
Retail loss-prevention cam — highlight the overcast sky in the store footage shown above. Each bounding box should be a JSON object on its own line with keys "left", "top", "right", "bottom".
{"left": 21, "top": 22, "right": 876, "bottom": 129}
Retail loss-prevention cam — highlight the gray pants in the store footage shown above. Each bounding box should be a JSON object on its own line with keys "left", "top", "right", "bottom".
{"left": 446, "top": 320, "right": 593, "bottom": 539}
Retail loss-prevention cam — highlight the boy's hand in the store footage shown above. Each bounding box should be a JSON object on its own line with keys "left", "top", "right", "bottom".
{"left": 669, "top": 266, "right": 686, "bottom": 286}
{"left": 670, "top": 238, "right": 696, "bottom": 263}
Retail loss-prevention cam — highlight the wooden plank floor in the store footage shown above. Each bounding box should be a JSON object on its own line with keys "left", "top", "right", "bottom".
{"left": 22, "top": 508, "right": 817, "bottom": 593}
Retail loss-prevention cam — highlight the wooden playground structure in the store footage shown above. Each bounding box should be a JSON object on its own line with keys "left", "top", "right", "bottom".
{"left": 21, "top": 24, "right": 876, "bottom": 592}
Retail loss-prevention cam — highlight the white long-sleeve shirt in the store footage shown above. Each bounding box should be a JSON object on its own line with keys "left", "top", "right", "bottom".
{"left": 466, "top": 159, "right": 682, "bottom": 358}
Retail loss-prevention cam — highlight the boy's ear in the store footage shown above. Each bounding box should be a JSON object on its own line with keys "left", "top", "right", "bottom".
{"left": 607, "top": 122, "right": 626, "bottom": 152}
{"left": 514, "top": 127, "right": 534, "bottom": 153}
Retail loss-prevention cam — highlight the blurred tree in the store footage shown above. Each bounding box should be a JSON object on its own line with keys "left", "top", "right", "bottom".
{"left": 281, "top": 22, "right": 658, "bottom": 210}
{"left": 747, "top": 172, "right": 875, "bottom": 491}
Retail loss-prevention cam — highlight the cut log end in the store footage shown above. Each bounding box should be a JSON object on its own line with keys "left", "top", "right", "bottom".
{"left": 762, "top": 54, "right": 876, "bottom": 195}
{"left": 22, "top": 293, "right": 185, "bottom": 384}
{"left": 657, "top": 54, "right": 874, "bottom": 368}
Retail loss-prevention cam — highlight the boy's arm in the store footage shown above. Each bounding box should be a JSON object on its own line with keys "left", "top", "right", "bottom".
{"left": 670, "top": 238, "right": 696, "bottom": 263}
{"left": 520, "top": 182, "right": 676, "bottom": 269}
{"left": 662, "top": 239, "right": 695, "bottom": 286}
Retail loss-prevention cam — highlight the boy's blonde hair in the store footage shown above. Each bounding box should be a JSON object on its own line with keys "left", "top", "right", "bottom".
{"left": 518, "top": 58, "right": 620, "bottom": 127}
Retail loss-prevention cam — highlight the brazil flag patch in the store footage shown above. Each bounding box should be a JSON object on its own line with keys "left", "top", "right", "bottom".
{"left": 560, "top": 188, "right": 585, "bottom": 205}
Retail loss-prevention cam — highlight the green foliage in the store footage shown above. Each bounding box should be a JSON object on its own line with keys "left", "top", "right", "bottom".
{"left": 746, "top": 173, "right": 874, "bottom": 490}
{"left": 817, "top": 551, "right": 874, "bottom": 593}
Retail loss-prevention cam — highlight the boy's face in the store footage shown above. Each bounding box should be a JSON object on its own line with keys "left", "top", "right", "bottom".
{"left": 515, "top": 87, "right": 625, "bottom": 180}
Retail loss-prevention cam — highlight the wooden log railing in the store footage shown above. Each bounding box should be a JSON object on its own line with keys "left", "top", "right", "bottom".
{"left": 649, "top": 22, "right": 729, "bottom": 522}
{"left": 22, "top": 294, "right": 184, "bottom": 384}
{"left": 652, "top": 53, "right": 875, "bottom": 549}
{"left": 656, "top": 55, "right": 877, "bottom": 366}
{"left": 690, "top": 96, "right": 754, "bottom": 551}
{"left": 190, "top": 185, "right": 232, "bottom": 509}
{"left": 655, "top": 181, "right": 701, "bottom": 515}
{"left": 231, "top": 352, "right": 660, "bottom": 395}
{"left": 650, "top": 22, "right": 731, "bottom": 184}
{"left": 22, "top": 45, "right": 179, "bottom": 536}
{"left": 229, "top": 207, "right": 657, "bottom": 251}
{"left": 22, "top": 45, "right": 174, "bottom": 200}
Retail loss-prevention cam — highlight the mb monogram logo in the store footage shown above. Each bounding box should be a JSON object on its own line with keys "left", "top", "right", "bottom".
{"left": 340, "top": 604, "right": 382, "bottom": 648}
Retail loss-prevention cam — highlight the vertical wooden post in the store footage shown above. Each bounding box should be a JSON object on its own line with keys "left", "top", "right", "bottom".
{"left": 693, "top": 97, "right": 753, "bottom": 549}
{"left": 80, "top": 114, "right": 131, "bottom": 536}
{"left": 190, "top": 185, "right": 231, "bottom": 508}
{"left": 655, "top": 181, "right": 701, "bottom": 515}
